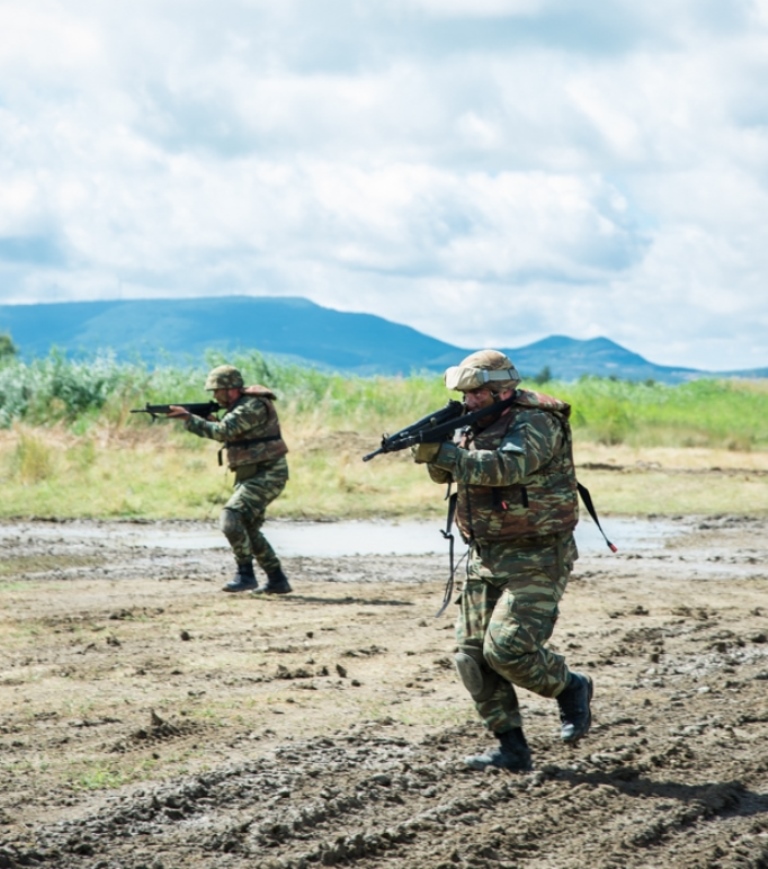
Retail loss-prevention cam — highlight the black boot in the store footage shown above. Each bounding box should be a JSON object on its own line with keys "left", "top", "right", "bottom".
{"left": 252, "top": 566, "right": 292, "bottom": 595}
{"left": 222, "top": 562, "right": 258, "bottom": 592}
{"left": 464, "top": 727, "right": 533, "bottom": 772}
{"left": 557, "top": 672, "right": 594, "bottom": 743}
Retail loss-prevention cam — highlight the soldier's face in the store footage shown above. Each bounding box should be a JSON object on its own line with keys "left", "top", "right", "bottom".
{"left": 463, "top": 385, "right": 516, "bottom": 414}
{"left": 213, "top": 388, "right": 231, "bottom": 406}
{"left": 463, "top": 387, "right": 495, "bottom": 411}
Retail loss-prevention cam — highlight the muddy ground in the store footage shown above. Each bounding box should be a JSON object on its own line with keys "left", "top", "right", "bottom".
{"left": 0, "top": 513, "right": 767, "bottom": 869}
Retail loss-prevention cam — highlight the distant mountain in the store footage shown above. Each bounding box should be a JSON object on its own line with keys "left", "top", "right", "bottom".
{"left": 503, "top": 335, "right": 705, "bottom": 384}
{"left": 0, "top": 296, "right": 459, "bottom": 376}
{"left": 0, "top": 296, "right": 765, "bottom": 384}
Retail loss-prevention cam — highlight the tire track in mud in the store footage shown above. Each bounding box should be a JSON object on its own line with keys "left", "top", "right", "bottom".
{"left": 3, "top": 711, "right": 768, "bottom": 869}
{"left": 2, "top": 516, "right": 768, "bottom": 869}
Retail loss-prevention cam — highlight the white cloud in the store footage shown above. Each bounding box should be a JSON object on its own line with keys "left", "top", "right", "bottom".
{"left": 0, "top": 4, "right": 104, "bottom": 72}
{"left": 406, "top": 0, "right": 550, "bottom": 17}
{"left": 0, "top": 1, "right": 767, "bottom": 371}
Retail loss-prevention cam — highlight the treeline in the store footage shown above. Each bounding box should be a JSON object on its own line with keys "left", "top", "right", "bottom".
{"left": 0, "top": 348, "right": 767, "bottom": 450}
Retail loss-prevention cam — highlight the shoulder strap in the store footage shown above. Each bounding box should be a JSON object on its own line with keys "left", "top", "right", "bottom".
{"left": 577, "top": 482, "right": 618, "bottom": 552}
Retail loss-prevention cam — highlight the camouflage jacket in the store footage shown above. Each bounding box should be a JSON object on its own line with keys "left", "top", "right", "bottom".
{"left": 427, "top": 389, "right": 579, "bottom": 543}
{"left": 185, "top": 389, "right": 288, "bottom": 470}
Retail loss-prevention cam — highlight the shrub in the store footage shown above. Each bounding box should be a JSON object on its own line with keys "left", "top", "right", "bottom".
{"left": 10, "top": 431, "right": 55, "bottom": 483}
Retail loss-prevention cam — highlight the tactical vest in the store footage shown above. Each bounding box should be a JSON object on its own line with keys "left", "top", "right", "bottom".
{"left": 222, "top": 386, "right": 288, "bottom": 469}
{"left": 455, "top": 389, "right": 579, "bottom": 543}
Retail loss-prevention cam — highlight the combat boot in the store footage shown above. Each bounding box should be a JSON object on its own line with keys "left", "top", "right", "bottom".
{"left": 251, "top": 566, "right": 292, "bottom": 595}
{"left": 557, "top": 672, "right": 594, "bottom": 743}
{"left": 464, "top": 727, "right": 533, "bottom": 772}
{"left": 222, "top": 562, "right": 258, "bottom": 592}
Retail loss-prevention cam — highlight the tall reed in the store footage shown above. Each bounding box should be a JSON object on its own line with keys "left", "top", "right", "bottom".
{"left": 1, "top": 350, "right": 767, "bottom": 451}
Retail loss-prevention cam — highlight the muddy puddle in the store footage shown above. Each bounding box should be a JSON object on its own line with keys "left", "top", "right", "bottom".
{"left": 0, "top": 515, "right": 685, "bottom": 557}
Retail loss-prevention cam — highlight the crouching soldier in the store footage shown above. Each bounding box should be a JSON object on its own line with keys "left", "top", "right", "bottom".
{"left": 168, "top": 364, "right": 292, "bottom": 595}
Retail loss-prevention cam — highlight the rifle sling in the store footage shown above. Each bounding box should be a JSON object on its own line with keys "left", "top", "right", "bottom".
{"left": 577, "top": 482, "right": 618, "bottom": 552}
{"left": 436, "top": 486, "right": 464, "bottom": 618}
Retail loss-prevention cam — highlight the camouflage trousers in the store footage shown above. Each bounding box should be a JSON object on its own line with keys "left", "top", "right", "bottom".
{"left": 455, "top": 532, "right": 578, "bottom": 733}
{"left": 220, "top": 457, "right": 288, "bottom": 574}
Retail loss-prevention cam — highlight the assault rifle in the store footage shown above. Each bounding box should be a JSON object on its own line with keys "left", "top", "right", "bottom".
{"left": 362, "top": 394, "right": 518, "bottom": 462}
{"left": 130, "top": 401, "right": 221, "bottom": 421}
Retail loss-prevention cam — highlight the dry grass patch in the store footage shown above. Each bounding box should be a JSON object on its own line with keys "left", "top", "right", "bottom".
{"left": 1, "top": 423, "right": 766, "bottom": 520}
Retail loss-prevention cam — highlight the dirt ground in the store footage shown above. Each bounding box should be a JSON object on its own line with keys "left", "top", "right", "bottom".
{"left": 1, "top": 512, "right": 767, "bottom": 869}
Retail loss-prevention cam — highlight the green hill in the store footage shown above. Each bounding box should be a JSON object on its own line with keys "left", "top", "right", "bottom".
{"left": 0, "top": 295, "right": 764, "bottom": 383}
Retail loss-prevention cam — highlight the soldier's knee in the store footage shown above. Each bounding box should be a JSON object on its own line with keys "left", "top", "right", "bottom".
{"left": 220, "top": 508, "right": 245, "bottom": 539}
{"left": 454, "top": 648, "right": 500, "bottom": 702}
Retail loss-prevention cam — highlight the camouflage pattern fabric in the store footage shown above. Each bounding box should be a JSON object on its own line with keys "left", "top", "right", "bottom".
{"left": 220, "top": 457, "right": 289, "bottom": 571}
{"left": 185, "top": 394, "right": 289, "bottom": 572}
{"left": 444, "top": 349, "right": 520, "bottom": 392}
{"left": 185, "top": 395, "right": 288, "bottom": 469}
{"left": 205, "top": 365, "right": 244, "bottom": 390}
{"left": 422, "top": 387, "right": 582, "bottom": 734}
{"left": 456, "top": 533, "right": 577, "bottom": 732}
{"left": 427, "top": 392, "right": 579, "bottom": 542}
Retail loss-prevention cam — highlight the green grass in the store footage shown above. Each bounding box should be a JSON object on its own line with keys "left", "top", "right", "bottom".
{"left": 0, "top": 554, "right": 104, "bottom": 577}
{"left": 68, "top": 758, "right": 162, "bottom": 792}
{"left": 1, "top": 352, "right": 767, "bottom": 519}
{"left": 558, "top": 377, "right": 768, "bottom": 449}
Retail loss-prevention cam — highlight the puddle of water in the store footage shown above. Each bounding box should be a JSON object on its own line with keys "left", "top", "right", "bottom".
{"left": 126, "top": 520, "right": 444, "bottom": 556}
{"left": 0, "top": 517, "right": 683, "bottom": 558}
{"left": 264, "top": 516, "right": 678, "bottom": 557}
{"left": 76, "top": 517, "right": 683, "bottom": 556}
{"left": 576, "top": 516, "right": 680, "bottom": 555}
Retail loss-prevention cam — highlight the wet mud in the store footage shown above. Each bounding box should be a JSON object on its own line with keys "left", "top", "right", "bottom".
{"left": 1, "top": 515, "right": 767, "bottom": 868}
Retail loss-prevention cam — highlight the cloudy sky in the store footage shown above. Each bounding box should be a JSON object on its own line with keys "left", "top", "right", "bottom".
{"left": 1, "top": 0, "right": 767, "bottom": 371}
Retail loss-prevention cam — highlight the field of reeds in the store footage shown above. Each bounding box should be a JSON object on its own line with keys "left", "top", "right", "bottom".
{"left": 1, "top": 350, "right": 767, "bottom": 520}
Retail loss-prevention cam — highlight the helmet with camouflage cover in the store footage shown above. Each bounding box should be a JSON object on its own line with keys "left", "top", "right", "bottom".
{"left": 205, "top": 365, "right": 244, "bottom": 391}
{"left": 444, "top": 349, "right": 520, "bottom": 393}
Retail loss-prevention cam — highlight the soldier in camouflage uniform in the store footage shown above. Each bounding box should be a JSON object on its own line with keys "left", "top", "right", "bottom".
{"left": 412, "top": 350, "right": 593, "bottom": 771}
{"left": 168, "top": 365, "right": 292, "bottom": 595}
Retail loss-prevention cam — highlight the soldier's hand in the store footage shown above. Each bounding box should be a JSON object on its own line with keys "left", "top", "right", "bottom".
{"left": 411, "top": 442, "right": 442, "bottom": 464}
{"left": 167, "top": 405, "right": 192, "bottom": 420}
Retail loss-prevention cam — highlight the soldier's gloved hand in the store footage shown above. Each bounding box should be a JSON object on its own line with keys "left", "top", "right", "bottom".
{"left": 411, "top": 442, "right": 442, "bottom": 464}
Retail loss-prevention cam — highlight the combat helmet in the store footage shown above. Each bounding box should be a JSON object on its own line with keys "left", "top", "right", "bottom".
{"left": 205, "top": 365, "right": 244, "bottom": 391}
{"left": 444, "top": 349, "right": 521, "bottom": 393}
